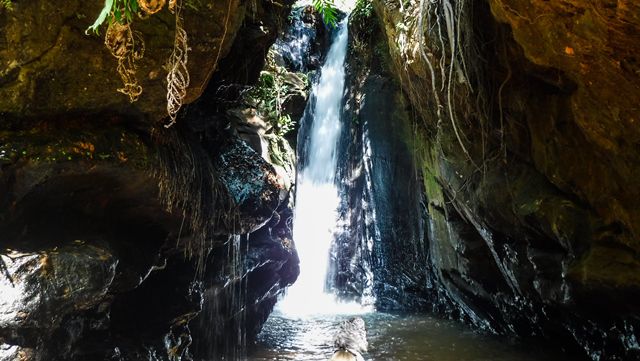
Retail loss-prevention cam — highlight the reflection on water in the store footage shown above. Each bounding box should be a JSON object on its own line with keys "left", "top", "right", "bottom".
{"left": 248, "top": 311, "right": 577, "bottom": 361}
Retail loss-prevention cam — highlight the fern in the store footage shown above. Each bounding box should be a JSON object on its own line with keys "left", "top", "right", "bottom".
{"left": 86, "top": 0, "right": 114, "bottom": 34}
{"left": 313, "top": 0, "right": 338, "bottom": 26}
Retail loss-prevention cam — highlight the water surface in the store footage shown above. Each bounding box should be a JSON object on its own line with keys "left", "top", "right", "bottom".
{"left": 248, "top": 311, "right": 577, "bottom": 361}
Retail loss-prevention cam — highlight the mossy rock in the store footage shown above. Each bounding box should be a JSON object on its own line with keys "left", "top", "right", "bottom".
{"left": 0, "top": 0, "right": 267, "bottom": 121}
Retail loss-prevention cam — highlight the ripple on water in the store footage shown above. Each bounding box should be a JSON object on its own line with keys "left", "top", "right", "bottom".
{"left": 248, "top": 312, "right": 579, "bottom": 361}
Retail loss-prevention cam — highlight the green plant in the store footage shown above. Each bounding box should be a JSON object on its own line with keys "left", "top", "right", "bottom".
{"left": 0, "top": 0, "right": 13, "bottom": 10}
{"left": 0, "top": 0, "right": 12, "bottom": 10}
{"left": 86, "top": 0, "right": 140, "bottom": 35}
{"left": 313, "top": 0, "right": 338, "bottom": 26}
{"left": 351, "top": 0, "right": 373, "bottom": 24}
{"left": 245, "top": 65, "right": 308, "bottom": 138}
{"left": 276, "top": 114, "right": 294, "bottom": 136}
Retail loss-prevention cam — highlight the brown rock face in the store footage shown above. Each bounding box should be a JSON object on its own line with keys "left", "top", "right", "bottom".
{"left": 487, "top": 0, "right": 640, "bottom": 293}
{"left": 0, "top": 0, "right": 261, "bottom": 120}
{"left": 368, "top": 0, "right": 640, "bottom": 359}
{"left": 0, "top": 1, "right": 300, "bottom": 359}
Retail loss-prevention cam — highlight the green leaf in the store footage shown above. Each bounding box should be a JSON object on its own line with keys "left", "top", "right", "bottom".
{"left": 85, "top": 0, "right": 115, "bottom": 35}
{"left": 0, "top": 0, "right": 14, "bottom": 10}
{"left": 114, "top": 7, "right": 122, "bottom": 22}
{"left": 313, "top": 0, "right": 338, "bottom": 27}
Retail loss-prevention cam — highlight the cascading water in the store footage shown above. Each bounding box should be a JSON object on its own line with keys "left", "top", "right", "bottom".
{"left": 277, "top": 17, "right": 368, "bottom": 316}
{"left": 251, "top": 7, "right": 583, "bottom": 361}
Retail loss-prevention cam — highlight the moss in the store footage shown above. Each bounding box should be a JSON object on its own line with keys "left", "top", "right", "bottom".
{"left": 0, "top": 127, "right": 151, "bottom": 169}
{"left": 244, "top": 65, "right": 309, "bottom": 138}
{"left": 416, "top": 134, "right": 445, "bottom": 210}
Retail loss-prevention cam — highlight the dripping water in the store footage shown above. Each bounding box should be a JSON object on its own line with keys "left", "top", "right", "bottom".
{"left": 198, "top": 235, "right": 248, "bottom": 360}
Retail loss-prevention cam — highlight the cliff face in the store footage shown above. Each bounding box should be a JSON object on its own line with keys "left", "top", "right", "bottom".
{"left": 0, "top": 1, "right": 303, "bottom": 360}
{"left": 333, "top": 8, "right": 424, "bottom": 308}
{"left": 0, "top": 0, "right": 285, "bottom": 120}
{"left": 350, "top": 0, "right": 640, "bottom": 359}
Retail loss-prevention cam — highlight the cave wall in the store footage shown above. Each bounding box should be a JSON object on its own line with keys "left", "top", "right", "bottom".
{"left": 0, "top": 0, "right": 267, "bottom": 120}
{"left": 357, "top": 0, "right": 640, "bottom": 360}
{"left": 0, "top": 1, "right": 304, "bottom": 360}
{"left": 333, "top": 11, "right": 426, "bottom": 308}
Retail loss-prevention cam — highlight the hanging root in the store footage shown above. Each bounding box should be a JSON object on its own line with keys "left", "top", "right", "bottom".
{"left": 402, "top": 0, "right": 486, "bottom": 169}
{"left": 165, "top": 0, "right": 190, "bottom": 128}
{"left": 105, "top": 21, "right": 144, "bottom": 102}
{"left": 138, "top": 0, "right": 166, "bottom": 14}
{"left": 155, "top": 128, "right": 238, "bottom": 273}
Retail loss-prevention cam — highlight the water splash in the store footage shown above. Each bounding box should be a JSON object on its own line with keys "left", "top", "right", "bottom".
{"left": 277, "top": 18, "right": 371, "bottom": 317}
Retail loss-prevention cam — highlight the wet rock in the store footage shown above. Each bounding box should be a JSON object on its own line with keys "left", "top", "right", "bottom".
{"left": 0, "top": 245, "right": 116, "bottom": 331}
{"left": 214, "top": 136, "right": 284, "bottom": 234}
{"left": 0, "top": 344, "right": 34, "bottom": 361}
{"left": 228, "top": 108, "right": 270, "bottom": 159}
{"left": 0, "top": 0, "right": 302, "bottom": 359}
{"left": 270, "top": 6, "right": 331, "bottom": 72}
{"left": 191, "top": 201, "right": 299, "bottom": 360}
{"left": 345, "top": 1, "right": 640, "bottom": 360}
{"left": 333, "top": 8, "right": 425, "bottom": 307}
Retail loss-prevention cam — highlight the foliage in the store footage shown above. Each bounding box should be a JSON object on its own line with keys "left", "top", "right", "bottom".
{"left": 86, "top": 0, "right": 140, "bottom": 35}
{"left": 313, "top": 0, "right": 338, "bottom": 27}
{"left": 248, "top": 70, "right": 299, "bottom": 137}
{"left": 0, "top": 0, "right": 13, "bottom": 10}
{"left": 277, "top": 114, "right": 295, "bottom": 136}
{"left": 351, "top": 0, "right": 373, "bottom": 24}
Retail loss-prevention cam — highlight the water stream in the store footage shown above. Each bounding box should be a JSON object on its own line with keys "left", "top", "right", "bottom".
{"left": 275, "top": 18, "right": 365, "bottom": 317}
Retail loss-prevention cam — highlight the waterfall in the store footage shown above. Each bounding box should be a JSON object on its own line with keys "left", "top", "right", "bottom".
{"left": 277, "top": 18, "right": 367, "bottom": 316}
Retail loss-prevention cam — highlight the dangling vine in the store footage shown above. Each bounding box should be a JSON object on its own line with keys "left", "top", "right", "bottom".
{"left": 86, "top": 0, "right": 190, "bottom": 127}
{"left": 164, "top": 0, "right": 190, "bottom": 128}
{"left": 104, "top": 20, "right": 145, "bottom": 102}
{"left": 394, "top": 0, "right": 486, "bottom": 169}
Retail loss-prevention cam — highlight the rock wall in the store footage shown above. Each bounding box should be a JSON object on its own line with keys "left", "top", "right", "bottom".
{"left": 347, "top": 1, "right": 640, "bottom": 360}
{"left": 333, "top": 10, "right": 425, "bottom": 308}
{"left": 0, "top": 1, "right": 303, "bottom": 360}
